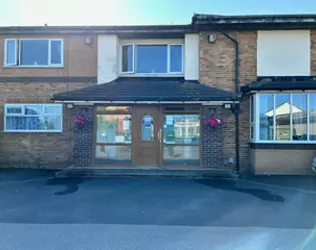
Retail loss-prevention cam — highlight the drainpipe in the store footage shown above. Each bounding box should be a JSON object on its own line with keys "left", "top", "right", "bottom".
{"left": 207, "top": 23, "right": 240, "bottom": 173}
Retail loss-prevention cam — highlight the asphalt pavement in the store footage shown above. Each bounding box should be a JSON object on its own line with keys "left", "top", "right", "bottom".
{"left": 0, "top": 169, "right": 316, "bottom": 250}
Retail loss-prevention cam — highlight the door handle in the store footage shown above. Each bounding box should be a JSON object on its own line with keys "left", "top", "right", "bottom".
{"left": 157, "top": 129, "right": 162, "bottom": 143}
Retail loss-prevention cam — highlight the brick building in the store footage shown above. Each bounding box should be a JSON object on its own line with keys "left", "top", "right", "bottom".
{"left": 1, "top": 14, "right": 316, "bottom": 175}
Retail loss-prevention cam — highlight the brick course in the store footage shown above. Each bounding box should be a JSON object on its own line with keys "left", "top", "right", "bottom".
{"left": 0, "top": 34, "right": 97, "bottom": 77}
{"left": 202, "top": 106, "right": 236, "bottom": 169}
{"left": 199, "top": 31, "right": 257, "bottom": 172}
{"left": 0, "top": 33, "right": 97, "bottom": 168}
{"left": 73, "top": 106, "right": 94, "bottom": 167}
{"left": 0, "top": 81, "right": 95, "bottom": 168}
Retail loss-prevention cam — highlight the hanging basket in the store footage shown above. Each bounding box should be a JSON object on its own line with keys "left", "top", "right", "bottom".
{"left": 74, "top": 115, "right": 86, "bottom": 126}
{"left": 204, "top": 116, "right": 224, "bottom": 127}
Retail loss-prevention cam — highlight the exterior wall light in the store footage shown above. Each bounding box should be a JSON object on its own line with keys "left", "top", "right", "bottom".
{"left": 208, "top": 34, "right": 217, "bottom": 43}
{"left": 85, "top": 36, "right": 93, "bottom": 45}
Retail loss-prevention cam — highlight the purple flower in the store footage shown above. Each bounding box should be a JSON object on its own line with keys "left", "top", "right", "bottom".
{"left": 204, "top": 116, "right": 224, "bottom": 127}
{"left": 74, "top": 115, "right": 86, "bottom": 125}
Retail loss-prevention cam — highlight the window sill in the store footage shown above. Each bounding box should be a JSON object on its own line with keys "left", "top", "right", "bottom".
{"left": 3, "top": 130, "right": 63, "bottom": 133}
{"left": 3, "top": 65, "right": 64, "bottom": 69}
{"left": 119, "top": 73, "right": 184, "bottom": 77}
{"left": 250, "top": 141, "right": 316, "bottom": 144}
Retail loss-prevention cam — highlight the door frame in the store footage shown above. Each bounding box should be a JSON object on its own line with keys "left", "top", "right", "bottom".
{"left": 132, "top": 105, "right": 163, "bottom": 166}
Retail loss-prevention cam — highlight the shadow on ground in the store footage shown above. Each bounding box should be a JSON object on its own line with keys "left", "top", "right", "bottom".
{"left": 46, "top": 177, "right": 89, "bottom": 195}
{"left": 196, "top": 179, "right": 285, "bottom": 202}
{"left": 0, "top": 173, "right": 315, "bottom": 229}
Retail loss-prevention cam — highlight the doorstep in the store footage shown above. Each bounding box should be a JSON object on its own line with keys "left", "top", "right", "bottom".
{"left": 55, "top": 166, "right": 237, "bottom": 179}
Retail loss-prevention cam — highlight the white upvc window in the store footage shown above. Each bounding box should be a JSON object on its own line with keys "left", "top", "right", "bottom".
{"left": 4, "top": 104, "right": 63, "bottom": 132}
{"left": 250, "top": 92, "right": 316, "bottom": 143}
{"left": 121, "top": 44, "right": 183, "bottom": 75}
{"left": 4, "top": 38, "right": 64, "bottom": 67}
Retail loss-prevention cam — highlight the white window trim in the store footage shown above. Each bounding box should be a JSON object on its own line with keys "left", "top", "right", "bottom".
{"left": 4, "top": 39, "right": 17, "bottom": 66}
{"left": 249, "top": 95, "right": 255, "bottom": 142}
{"left": 252, "top": 93, "right": 316, "bottom": 144}
{"left": 120, "top": 44, "right": 135, "bottom": 74}
{"left": 168, "top": 44, "right": 184, "bottom": 74}
{"left": 4, "top": 104, "right": 63, "bottom": 133}
{"left": 119, "top": 43, "right": 184, "bottom": 76}
{"left": 4, "top": 38, "right": 64, "bottom": 68}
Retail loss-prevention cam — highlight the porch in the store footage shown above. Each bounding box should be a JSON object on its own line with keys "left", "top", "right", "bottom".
{"left": 53, "top": 77, "right": 237, "bottom": 173}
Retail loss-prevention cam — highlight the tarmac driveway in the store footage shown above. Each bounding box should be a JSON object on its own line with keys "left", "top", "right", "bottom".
{"left": 0, "top": 169, "right": 316, "bottom": 250}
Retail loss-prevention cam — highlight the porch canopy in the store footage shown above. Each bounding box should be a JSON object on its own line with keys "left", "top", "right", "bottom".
{"left": 241, "top": 78, "right": 316, "bottom": 93}
{"left": 53, "top": 77, "right": 234, "bottom": 103}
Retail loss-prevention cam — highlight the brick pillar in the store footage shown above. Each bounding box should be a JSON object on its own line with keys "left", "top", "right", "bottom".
{"left": 202, "top": 106, "right": 225, "bottom": 168}
{"left": 73, "top": 106, "right": 94, "bottom": 167}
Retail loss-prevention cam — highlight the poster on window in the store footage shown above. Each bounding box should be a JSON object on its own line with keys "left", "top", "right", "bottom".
{"left": 144, "top": 116, "right": 153, "bottom": 128}
{"left": 166, "top": 116, "right": 174, "bottom": 125}
{"left": 123, "top": 119, "right": 130, "bottom": 130}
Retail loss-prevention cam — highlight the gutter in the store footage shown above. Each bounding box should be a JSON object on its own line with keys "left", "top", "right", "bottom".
{"left": 54, "top": 100, "right": 239, "bottom": 105}
{"left": 205, "top": 23, "right": 240, "bottom": 173}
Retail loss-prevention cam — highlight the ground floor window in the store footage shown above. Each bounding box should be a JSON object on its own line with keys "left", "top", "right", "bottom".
{"left": 4, "top": 104, "right": 62, "bottom": 132}
{"left": 95, "top": 106, "right": 132, "bottom": 164}
{"left": 251, "top": 93, "right": 316, "bottom": 142}
{"left": 163, "top": 113, "right": 200, "bottom": 165}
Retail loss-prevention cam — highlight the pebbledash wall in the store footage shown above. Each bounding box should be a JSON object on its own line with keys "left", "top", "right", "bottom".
{"left": 0, "top": 34, "right": 97, "bottom": 168}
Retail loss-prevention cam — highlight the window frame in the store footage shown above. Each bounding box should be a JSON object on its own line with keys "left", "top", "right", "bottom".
{"left": 162, "top": 110, "right": 201, "bottom": 166}
{"left": 94, "top": 106, "right": 133, "bottom": 165}
{"left": 121, "top": 44, "right": 135, "bottom": 74}
{"left": 4, "top": 104, "right": 63, "bottom": 133}
{"left": 249, "top": 95, "right": 255, "bottom": 141}
{"left": 4, "top": 38, "right": 64, "bottom": 67}
{"left": 120, "top": 43, "right": 184, "bottom": 75}
{"left": 251, "top": 92, "right": 316, "bottom": 144}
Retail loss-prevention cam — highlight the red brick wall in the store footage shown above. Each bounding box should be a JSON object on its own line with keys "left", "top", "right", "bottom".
{"left": 199, "top": 31, "right": 257, "bottom": 172}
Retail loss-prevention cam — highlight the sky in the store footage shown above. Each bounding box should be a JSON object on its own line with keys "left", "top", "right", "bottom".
{"left": 1, "top": 0, "right": 316, "bottom": 26}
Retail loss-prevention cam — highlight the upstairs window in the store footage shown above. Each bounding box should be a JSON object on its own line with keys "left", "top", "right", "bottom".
{"left": 121, "top": 44, "right": 183, "bottom": 74}
{"left": 4, "top": 39, "right": 63, "bottom": 67}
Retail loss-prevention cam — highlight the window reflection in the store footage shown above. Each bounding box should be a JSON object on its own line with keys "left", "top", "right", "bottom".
{"left": 310, "top": 94, "right": 316, "bottom": 140}
{"left": 141, "top": 115, "right": 154, "bottom": 141}
{"left": 163, "top": 146, "right": 200, "bottom": 165}
{"left": 136, "top": 45, "right": 167, "bottom": 73}
{"left": 275, "top": 94, "right": 290, "bottom": 140}
{"left": 122, "top": 45, "right": 134, "bottom": 72}
{"left": 292, "top": 94, "right": 307, "bottom": 141}
{"left": 170, "top": 45, "right": 182, "bottom": 72}
{"left": 259, "top": 94, "right": 274, "bottom": 140}
{"left": 164, "top": 115, "right": 200, "bottom": 144}
{"left": 96, "top": 115, "right": 132, "bottom": 144}
{"left": 95, "top": 145, "right": 132, "bottom": 163}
